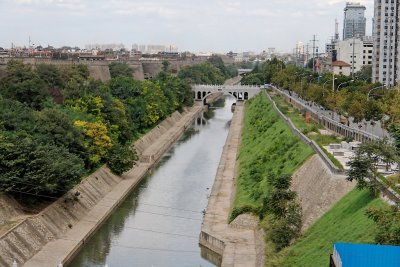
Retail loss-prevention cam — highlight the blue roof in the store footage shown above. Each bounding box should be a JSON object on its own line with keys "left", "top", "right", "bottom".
{"left": 334, "top": 242, "right": 400, "bottom": 267}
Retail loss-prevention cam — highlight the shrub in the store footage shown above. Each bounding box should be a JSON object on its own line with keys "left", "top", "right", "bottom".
{"left": 107, "top": 144, "right": 137, "bottom": 175}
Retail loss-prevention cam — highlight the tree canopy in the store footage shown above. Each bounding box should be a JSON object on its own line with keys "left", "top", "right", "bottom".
{"left": 0, "top": 60, "right": 195, "bottom": 200}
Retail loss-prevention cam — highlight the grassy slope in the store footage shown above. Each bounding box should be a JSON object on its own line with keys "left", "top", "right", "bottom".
{"left": 233, "top": 93, "right": 314, "bottom": 217}
{"left": 271, "top": 189, "right": 386, "bottom": 267}
{"left": 271, "top": 94, "right": 344, "bottom": 169}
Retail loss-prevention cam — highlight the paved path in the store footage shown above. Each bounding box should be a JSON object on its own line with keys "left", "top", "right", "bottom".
{"left": 278, "top": 87, "right": 388, "bottom": 138}
{"left": 23, "top": 106, "right": 203, "bottom": 267}
{"left": 200, "top": 104, "right": 260, "bottom": 267}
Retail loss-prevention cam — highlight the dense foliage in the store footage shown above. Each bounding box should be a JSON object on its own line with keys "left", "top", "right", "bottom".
{"left": 0, "top": 60, "right": 195, "bottom": 198}
{"left": 366, "top": 206, "right": 400, "bottom": 245}
{"left": 178, "top": 55, "right": 237, "bottom": 84}
{"left": 109, "top": 62, "right": 134, "bottom": 78}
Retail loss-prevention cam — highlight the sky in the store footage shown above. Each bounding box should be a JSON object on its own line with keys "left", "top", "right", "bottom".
{"left": 0, "top": 0, "right": 374, "bottom": 53}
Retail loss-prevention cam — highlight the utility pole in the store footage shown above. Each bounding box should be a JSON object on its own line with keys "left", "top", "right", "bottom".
{"left": 310, "top": 35, "right": 318, "bottom": 72}
{"left": 305, "top": 44, "right": 310, "bottom": 67}
{"left": 352, "top": 21, "right": 355, "bottom": 79}
{"left": 387, "top": 16, "right": 393, "bottom": 89}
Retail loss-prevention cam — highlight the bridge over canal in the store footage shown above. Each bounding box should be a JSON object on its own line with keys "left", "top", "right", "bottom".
{"left": 192, "top": 84, "right": 261, "bottom": 103}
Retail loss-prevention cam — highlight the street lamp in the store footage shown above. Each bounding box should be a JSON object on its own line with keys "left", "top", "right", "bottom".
{"left": 336, "top": 80, "right": 354, "bottom": 92}
{"left": 322, "top": 77, "right": 337, "bottom": 96}
{"left": 367, "top": 85, "right": 386, "bottom": 100}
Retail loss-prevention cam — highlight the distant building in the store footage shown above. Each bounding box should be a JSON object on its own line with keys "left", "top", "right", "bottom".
{"left": 336, "top": 36, "right": 373, "bottom": 75}
{"left": 332, "top": 60, "right": 352, "bottom": 76}
{"left": 343, "top": 2, "right": 366, "bottom": 40}
{"left": 85, "top": 43, "right": 125, "bottom": 51}
{"left": 132, "top": 44, "right": 178, "bottom": 54}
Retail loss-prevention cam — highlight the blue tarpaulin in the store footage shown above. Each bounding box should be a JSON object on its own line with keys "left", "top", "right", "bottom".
{"left": 333, "top": 242, "right": 400, "bottom": 267}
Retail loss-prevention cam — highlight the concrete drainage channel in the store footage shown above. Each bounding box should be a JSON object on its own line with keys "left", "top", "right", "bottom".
{"left": 0, "top": 106, "right": 204, "bottom": 267}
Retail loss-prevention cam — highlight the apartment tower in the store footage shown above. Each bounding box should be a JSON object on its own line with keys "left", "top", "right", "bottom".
{"left": 372, "top": 0, "right": 398, "bottom": 86}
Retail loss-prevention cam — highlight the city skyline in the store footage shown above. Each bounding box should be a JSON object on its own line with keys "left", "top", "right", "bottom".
{"left": 0, "top": 0, "right": 373, "bottom": 53}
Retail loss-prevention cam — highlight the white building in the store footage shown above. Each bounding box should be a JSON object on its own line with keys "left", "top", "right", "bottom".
{"left": 336, "top": 36, "right": 373, "bottom": 76}
{"left": 372, "top": 0, "right": 398, "bottom": 86}
{"left": 332, "top": 60, "right": 352, "bottom": 76}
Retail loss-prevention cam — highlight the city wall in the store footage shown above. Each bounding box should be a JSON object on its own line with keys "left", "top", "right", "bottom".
{"left": 0, "top": 57, "right": 212, "bottom": 82}
{"left": 0, "top": 104, "right": 204, "bottom": 267}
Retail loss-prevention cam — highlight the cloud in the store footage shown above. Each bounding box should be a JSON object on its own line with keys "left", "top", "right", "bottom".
{"left": 11, "top": 0, "right": 85, "bottom": 10}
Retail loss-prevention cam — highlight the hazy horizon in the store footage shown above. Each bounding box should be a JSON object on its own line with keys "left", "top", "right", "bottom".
{"left": 0, "top": 0, "right": 373, "bottom": 53}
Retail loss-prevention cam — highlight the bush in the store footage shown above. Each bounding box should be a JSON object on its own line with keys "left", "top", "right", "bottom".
{"left": 107, "top": 144, "right": 137, "bottom": 175}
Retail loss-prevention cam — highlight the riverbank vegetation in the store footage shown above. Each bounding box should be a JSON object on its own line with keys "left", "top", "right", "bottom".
{"left": 0, "top": 58, "right": 220, "bottom": 200}
{"left": 231, "top": 93, "right": 313, "bottom": 251}
{"left": 270, "top": 189, "right": 385, "bottom": 266}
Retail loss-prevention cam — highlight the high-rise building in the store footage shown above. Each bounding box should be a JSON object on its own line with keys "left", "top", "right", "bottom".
{"left": 372, "top": 0, "right": 398, "bottom": 86}
{"left": 343, "top": 2, "right": 366, "bottom": 40}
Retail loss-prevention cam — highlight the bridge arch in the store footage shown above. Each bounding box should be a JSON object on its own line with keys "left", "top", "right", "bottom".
{"left": 192, "top": 84, "right": 261, "bottom": 104}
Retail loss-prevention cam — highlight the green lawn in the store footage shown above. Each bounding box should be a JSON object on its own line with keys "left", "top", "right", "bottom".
{"left": 270, "top": 189, "right": 386, "bottom": 267}
{"left": 232, "top": 93, "right": 314, "bottom": 219}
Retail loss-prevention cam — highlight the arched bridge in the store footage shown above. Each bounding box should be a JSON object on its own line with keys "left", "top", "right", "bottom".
{"left": 192, "top": 84, "right": 261, "bottom": 103}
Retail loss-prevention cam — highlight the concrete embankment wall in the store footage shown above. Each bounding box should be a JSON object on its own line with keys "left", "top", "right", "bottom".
{"left": 0, "top": 196, "right": 23, "bottom": 224}
{"left": 291, "top": 155, "right": 354, "bottom": 231}
{"left": 200, "top": 104, "right": 262, "bottom": 267}
{"left": 0, "top": 105, "right": 203, "bottom": 267}
{"left": 0, "top": 168, "right": 122, "bottom": 267}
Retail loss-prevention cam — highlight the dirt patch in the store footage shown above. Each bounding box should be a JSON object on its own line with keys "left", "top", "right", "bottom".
{"left": 230, "top": 213, "right": 259, "bottom": 230}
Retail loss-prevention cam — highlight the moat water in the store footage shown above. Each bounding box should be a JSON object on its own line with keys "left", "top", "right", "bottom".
{"left": 68, "top": 97, "right": 235, "bottom": 267}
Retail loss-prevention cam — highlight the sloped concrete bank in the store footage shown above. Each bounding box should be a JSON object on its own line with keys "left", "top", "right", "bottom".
{"left": 0, "top": 105, "right": 203, "bottom": 267}
{"left": 199, "top": 103, "right": 263, "bottom": 267}
{"left": 291, "top": 154, "right": 355, "bottom": 231}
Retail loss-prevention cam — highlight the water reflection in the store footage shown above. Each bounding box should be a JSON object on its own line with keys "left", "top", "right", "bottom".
{"left": 68, "top": 97, "right": 236, "bottom": 267}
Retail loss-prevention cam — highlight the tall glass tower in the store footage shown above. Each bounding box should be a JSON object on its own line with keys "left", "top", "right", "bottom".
{"left": 343, "top": 2, "right": 367, "bottom": 40}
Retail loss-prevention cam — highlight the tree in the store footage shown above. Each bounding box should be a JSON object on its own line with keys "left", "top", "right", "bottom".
{"left": 366, "top": 206, "right": 400, "bottom": 245}
{"left": 0, "top": 60, "right": 50, "bottom": 110}
{"left": 108, "top": 76, "right": 141, "bottom": 100}
{"left": 261, "top": 174, "right": 302, "bottom": 251}
{"left": 347, "top": 138, "right": 398, "bottom": 194}
{"left": 74, "top": 120, "right": 113, "bottom": 168}
{"left": 35, "top": 63, "right": 64, "bottom": 88}
{"left": 242, "top": 73, "right": 263, "bottom": 85}
{"left": 0, "top": 132, "right": 84, "bottom": 197}
{"left": 162, "top": 60, "right": 170, "bottom": 72}
{"left": 109, "top": 62, "right": 133, "bottom": 78}
{"left": 34, "top": 108, "right": 86, "bottom": 158}
{"left": 355, "top": 65, "right": 372, "bottom": 83}
{"left": 107, "top": 144, "right": 137, "bottom": 175}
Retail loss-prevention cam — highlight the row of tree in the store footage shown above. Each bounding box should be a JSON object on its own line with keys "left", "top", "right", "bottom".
{"left": 242, "top": 59, "right": 400, "bottom": 130}
{"left": 0, "top": 59, "right": 205, "bottom": 200}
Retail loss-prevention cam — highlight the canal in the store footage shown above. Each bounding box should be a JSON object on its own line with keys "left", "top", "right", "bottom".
{"left": 68, "top": 97, "right": 235, "bottom": 267}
